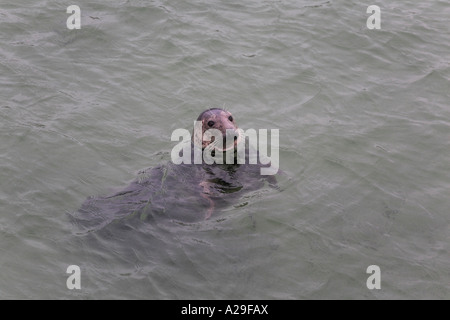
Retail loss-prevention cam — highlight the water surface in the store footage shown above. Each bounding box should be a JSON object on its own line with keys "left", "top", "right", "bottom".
{"left": 0, "top": 0, "right": 449, "bottom": 299}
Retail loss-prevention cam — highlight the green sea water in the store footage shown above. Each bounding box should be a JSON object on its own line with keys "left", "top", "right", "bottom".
{"left": 0, "top": 0, "right": 449, "bottom": 299}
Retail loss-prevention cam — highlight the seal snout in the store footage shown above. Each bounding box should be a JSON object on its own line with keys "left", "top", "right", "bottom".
{"left": 222, "top": 128, "right": 239, "bottom": 150}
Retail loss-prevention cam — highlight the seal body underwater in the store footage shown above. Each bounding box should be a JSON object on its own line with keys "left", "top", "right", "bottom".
{"left": 74, "top": 108, "right": 278, "bottom": 229}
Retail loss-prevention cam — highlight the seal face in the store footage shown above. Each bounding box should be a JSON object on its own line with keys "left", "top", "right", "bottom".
{"left": 193, "top": 108, "right": 241, "bottom": 152}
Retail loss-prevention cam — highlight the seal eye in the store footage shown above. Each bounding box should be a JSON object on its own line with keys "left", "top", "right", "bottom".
{"left": 207, "top": 121, "right": 215, "bottom": 127}
{"left": 228, "top": 116, "right": 233, "bottom": 122}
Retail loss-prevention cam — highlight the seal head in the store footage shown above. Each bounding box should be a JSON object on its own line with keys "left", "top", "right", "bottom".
{"left": 193, "top": 108, "right": 242, "bottom": 152}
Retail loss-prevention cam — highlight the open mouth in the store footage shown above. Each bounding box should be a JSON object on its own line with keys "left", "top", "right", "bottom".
{"left": 212, "top": 130, "right": 242, "bottom": 152}
{"left": 215, "top": 130, "right": 242, "bottom": 152}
